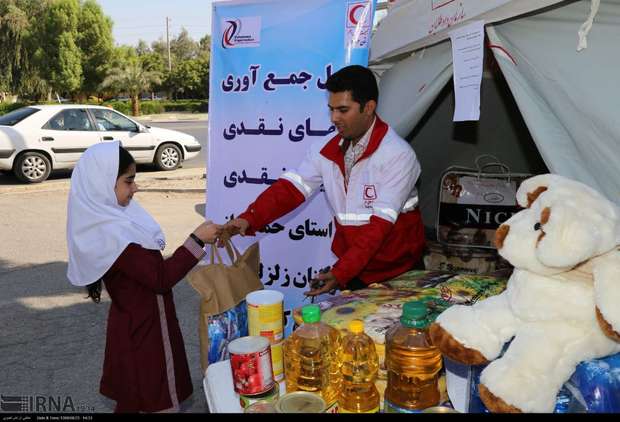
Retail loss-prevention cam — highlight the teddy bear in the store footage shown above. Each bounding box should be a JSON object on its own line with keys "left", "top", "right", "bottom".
{"left": 429, "top": 174, "right": 620, "bottom": 413}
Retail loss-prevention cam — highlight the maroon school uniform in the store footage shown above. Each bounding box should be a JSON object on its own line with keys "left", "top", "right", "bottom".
{"left": 99, "top": 238, "right": 204, "bottom": 413}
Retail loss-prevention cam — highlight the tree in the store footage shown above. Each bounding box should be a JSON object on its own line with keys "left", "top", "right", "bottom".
{"left": 37, "top": 0, "right": 82, "bottom": 97}
{"left": 0, "top": 2, "right": 28, "bottom": 93}
{"left": 77, "top": 0, "right": 113, "bottom": 99}
{"left": 101, "top": 58, "right": 162, "bottom": 116}
{"left": 198, "top": 34, "right": 211, "bottom": 59}
{"left": 0, "top": 0, "right": 50, "bottom": 99}
{"left": 170, "top": 27, "right": 199, "bottom": 61}
{"left": 166, "top": 57, "right": 209, "bottom": 99}
{"left": 151, "top": 37, "right": 167, "bottom": 58}
{"left": 136, "top": 39, "right": 150, "bottom": 56}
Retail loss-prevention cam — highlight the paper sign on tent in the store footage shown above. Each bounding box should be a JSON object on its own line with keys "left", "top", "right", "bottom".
{"left": 449, "top": 20, "right": 485, "bottom": 122}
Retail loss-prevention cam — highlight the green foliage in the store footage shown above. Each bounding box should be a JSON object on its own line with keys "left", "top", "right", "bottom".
{"left": 0, "top": 0, "right": 49, "bottom": 98}
{"left": 160, "top": 100, "right": 208, "bottom": 113}
{"left": 101, "top": 100, "right": 206, "bottom": 115}
{"left": 1, "top": 1, "right": 210, "bottom": 104}
{"left": 39, "top": 0, "right": 83, "bottom": 94}
{"left": 0, "top": 102, "right": 28, "bottom": 115}
{"left": 139, "top": 101, "right": 165, "bottom": 115}
{"left": 164, "top": 57, "right": 209, "bottom": 100}
{"left": 77, "top": 0, "right": 114, "bottom": 97}
{"left": 100, "top": 58, "right": 162, "bottom": 115}
{"left": 102, "top": 100, "right": 131, "bottom": 115}
{"left": 170, "top": 27, "right": 199, "bottom": 61}
{"left": 52, "top": 31, "right": 83, "bottom": 93}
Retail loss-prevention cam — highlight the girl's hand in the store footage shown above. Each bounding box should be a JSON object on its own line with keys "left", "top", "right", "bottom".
{"left": 193, "top": 221, "right": 223, "bottom": 244}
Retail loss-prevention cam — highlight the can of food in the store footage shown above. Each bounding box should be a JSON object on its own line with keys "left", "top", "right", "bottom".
{"left": 246, "top": 290, "right": 285, "bottom": 382}
{"left": 244, "top": 400, "right": 278, "bottom": 413}
{"left": 240, "top": 382, "right": 279, "bottom": 409}
{"left": 422, "top": 406, "right": 459, "bottom": 413}
{"left": 228, "top": 336, "right": 274, "bottom": 395}
{"left": 275, "top": 392, "right": 326, "bottom": 413}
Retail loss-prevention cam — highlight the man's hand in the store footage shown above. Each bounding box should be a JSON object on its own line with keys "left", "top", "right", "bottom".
{"left": 224, "top": 218, "right": 250, "bottom": 237}
{"left": 219, "top": 218, "right": 250, "bottom": 247}
{"left": 305, "top": 271, "right": 338, "bottom": 297}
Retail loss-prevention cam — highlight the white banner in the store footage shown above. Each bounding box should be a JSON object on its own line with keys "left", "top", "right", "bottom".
{"left": 208, "top": 0, "right": 375, "bottom": 335}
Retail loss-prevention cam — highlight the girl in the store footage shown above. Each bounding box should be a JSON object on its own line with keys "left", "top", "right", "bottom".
{"left": 66, "top": 141, "right": 221, "bottom": 413}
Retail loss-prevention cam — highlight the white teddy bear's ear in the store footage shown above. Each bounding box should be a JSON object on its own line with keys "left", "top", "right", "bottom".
{"left": 516, "top": 174, "right": 564, "bottom": 208}
{"left": 497, "top": 207, "right": 566, "bottom": 275}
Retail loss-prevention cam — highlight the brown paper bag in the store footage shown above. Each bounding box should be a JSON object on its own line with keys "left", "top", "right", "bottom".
{"left": 187, "top": 238, "right": 264, "bottom": 372}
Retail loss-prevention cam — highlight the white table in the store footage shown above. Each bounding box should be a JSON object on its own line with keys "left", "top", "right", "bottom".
{"left": 203, "top": 360, "right": 287, "bottom": 413}
{"left": 203, "top": 358, "right": 469, "bottom": 413}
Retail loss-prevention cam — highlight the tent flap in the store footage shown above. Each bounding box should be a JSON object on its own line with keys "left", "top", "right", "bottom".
{"left": 376, "top": 41, "right": 453, "bottom": 138}
{"left": 486, "top": 0, "right": 620, "bottom": 203}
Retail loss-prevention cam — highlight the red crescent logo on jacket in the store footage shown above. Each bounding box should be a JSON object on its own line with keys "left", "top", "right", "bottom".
{"left": 364, "top": 185, "right": 377, "bottom": 201}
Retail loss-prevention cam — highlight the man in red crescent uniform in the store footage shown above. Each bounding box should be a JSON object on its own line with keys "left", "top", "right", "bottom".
{"left": 225, "top": 65, "right": 425, "bottom": 297}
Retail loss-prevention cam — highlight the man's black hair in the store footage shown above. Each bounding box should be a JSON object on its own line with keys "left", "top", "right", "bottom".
{"left": 325, "top": 65, "right": 378, "bottom": 110}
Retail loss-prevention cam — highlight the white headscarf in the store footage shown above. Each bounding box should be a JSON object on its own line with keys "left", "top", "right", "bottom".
{"left": 66, "top": 141, "right": 166, "bottom": 286}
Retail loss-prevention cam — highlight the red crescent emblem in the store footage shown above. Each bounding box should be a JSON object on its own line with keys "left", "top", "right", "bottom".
{"left": 349, "top": 4, "right": 365, "bottom": 25}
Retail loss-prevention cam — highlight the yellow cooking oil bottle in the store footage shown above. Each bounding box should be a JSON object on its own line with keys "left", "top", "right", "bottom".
{"left": 338, "top": 319, "right": 380, "bottom": 413}
{"left": 283, "top": 304, "right": 342, "bottom": 412}
{"left": 384, "top": 301, "right": 443, "bottom": 413}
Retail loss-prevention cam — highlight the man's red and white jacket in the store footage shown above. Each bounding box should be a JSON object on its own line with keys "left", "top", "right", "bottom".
{"left": 239, "top": 116, "right": 425, "bottom": 288}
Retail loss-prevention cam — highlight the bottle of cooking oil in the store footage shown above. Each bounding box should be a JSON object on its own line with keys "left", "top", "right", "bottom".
{"left": 384, "top": 301, "right": 443, "bottom": 413}
{"left": 338, "top": 319, "right": 380, "bottom": 413}
{"left": 283, "top": 304, "right": 342, "bottom": 412}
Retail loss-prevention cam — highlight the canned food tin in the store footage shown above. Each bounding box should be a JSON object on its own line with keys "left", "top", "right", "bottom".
{"left": 240, "top": 383, "right": 279, "bottom": 409}
{"left": 275, "top": 392, "right": 326, "bottom": 413}
{"left": 244, "top": 400, "right": 278, "bottom": 413}
{"left": 422, "top": 406, "right": 459, "bottom": 413}
{"left": 228, "top": 336, "right": 274, "bottom": 395}
{"left": 247, "top": 290, "right": 285, "bottom": 382}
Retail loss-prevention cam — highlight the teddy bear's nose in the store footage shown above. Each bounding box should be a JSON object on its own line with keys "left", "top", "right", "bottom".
{"left": 495, "top": 225, "right": 510, "bottom": 249}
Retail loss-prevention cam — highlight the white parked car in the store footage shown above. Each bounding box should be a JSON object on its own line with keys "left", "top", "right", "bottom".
{"left": 0, "top": 105, "right": 202, "bottom": 183}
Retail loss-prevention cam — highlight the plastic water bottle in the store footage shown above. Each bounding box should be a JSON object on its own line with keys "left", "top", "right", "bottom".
{"left": 283, "top": 304, "right": 342, "bottom": 411}
{"left": 384, "top": 301, "right": 443, "bottom": 412}
{"left": 338, "top": 319, "right": 380, "bottom": 413}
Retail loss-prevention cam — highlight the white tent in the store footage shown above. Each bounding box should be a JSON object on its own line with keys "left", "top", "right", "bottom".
{"left": 371, "top": 0, "right": 620, "bottom": 230}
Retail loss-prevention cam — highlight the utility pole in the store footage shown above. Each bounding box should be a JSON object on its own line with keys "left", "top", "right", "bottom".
{"left": 166, "top": 17, "right": 172, "bottom": 72}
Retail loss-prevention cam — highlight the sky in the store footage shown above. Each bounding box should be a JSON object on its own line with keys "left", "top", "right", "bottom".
{"left": 97, "top": 0, "right": 214, "bottom": 47}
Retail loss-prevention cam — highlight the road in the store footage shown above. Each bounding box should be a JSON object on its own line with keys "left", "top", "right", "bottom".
{"left": 0, "top": 120, "right": 208, "bottom": 186}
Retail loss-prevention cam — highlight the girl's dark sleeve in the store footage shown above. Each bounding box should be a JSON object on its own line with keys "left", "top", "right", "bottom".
{"left": 112, "top": 237, "right": 206, "bottom": 294}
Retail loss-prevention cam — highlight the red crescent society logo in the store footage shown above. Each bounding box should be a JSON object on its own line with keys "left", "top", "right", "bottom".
{"left": 348, "top": 4, "right": 365, "bottom": 25}
{"left": 364, "top": 185, "right": 377, "bottom": 201}
{"left": 222, "top": 19, "right": 241, "bottom": 49}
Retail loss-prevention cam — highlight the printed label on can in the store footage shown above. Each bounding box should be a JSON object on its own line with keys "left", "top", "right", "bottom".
{"left": 248, "top": 301, "right": 284, "bottom": 342}
{"left": 230, "top": 347, "right": 274, "bottom": 395}
{"left": 270, "top": 341, "right": 284, "bottom": 382}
